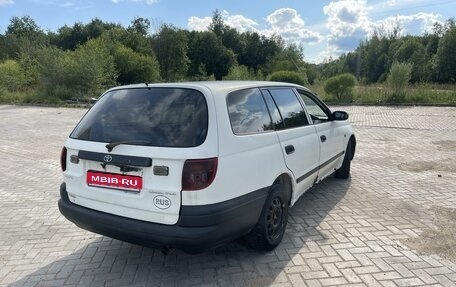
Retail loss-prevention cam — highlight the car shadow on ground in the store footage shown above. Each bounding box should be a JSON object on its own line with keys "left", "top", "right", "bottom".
{"left": 11, "top": 176, "right": 350, "bottom": 287}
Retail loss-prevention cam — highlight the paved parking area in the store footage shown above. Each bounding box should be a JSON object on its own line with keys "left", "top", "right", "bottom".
{"left": 0, "top": 105, "right": 456, "bottom": 287}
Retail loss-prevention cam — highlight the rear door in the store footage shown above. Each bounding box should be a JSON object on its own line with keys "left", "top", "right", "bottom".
{"left": 63, "top": 87, "right": 215, "bottom": 225}
{"left": 262, "top": 88, "right": 320, "bottom": 201}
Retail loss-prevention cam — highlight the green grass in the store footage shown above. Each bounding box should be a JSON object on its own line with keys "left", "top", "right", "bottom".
{"left": 311, "top": 83, "right": 456, "bottom": 105}
{"left": 1, "top": 83, "right": 455, "bottom": 106}
{"left": 0, "top": 89, "right": 29, "bottom": 103}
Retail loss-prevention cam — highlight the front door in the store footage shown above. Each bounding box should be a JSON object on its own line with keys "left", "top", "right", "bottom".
{"left": 297, "top": 90, "right": 346, "bottom": 179}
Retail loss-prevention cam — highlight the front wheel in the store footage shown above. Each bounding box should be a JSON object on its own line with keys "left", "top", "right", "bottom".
{"left": 335, "top": 141, "right": 353, "bottom": 179}
{"left": 244, "top": 185, "right": 289, "bottom": 251}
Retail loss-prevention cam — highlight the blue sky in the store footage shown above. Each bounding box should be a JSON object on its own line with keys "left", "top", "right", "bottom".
{"left": 1, "top": 0, "right": 455, "bottom": 63}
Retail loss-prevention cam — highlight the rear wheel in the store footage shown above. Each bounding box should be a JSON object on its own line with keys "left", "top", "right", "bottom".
{"left": 244, "top": 184, "right": 289, "bottom": 251}
{"left": 335, "top": 141, "right": 353, "bottom": 179}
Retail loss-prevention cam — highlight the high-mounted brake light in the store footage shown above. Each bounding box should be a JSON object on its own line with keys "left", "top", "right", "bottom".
{"left": 182, "top": 158, "right": 218, "bottom": 191}
{"left": 60, "top": 147, "right": 67, "bottom": 171}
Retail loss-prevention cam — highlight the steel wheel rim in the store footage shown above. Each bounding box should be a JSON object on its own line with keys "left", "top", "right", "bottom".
{"left": 266, "top": 197, "right": 284, "bottom": 240}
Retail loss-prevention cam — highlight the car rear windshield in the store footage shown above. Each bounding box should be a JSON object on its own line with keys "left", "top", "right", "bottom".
{"left": 70, "top": 88, "right": 208, "bottom": 147}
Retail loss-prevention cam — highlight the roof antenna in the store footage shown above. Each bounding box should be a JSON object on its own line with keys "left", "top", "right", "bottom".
{"left": 145, "top": 82, "right": 149, "bottom": 87}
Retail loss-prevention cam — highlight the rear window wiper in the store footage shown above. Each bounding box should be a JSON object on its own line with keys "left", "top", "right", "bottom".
{"left": 105, "top": 140, "right": 154, "bottom": 152}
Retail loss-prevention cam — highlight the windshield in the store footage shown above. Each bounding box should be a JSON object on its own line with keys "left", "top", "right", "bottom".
{"left": 70, "top": 87, "right": 208, "bottom": 148}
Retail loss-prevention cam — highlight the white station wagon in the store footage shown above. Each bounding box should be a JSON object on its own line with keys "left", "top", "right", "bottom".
{"left": 58, "top": 81, "right": 356, "bottom": 253}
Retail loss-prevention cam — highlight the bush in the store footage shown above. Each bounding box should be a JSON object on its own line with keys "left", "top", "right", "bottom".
{"left": 0, "top": 89, "right": 30, "bottom": 103}
{"left": 324, "top": 73, "right": 356, "bottom": 102}
{"left": 114, "top": 44, "right": 161, "bottom": 84}
{"left": 0, "top": 59, "right": 25, "bottom": 91}
{"left": 36, "top": 39, "right": 117, "bottom": 101}
{"left": 269, "top": 70, "right": 308, "bottom": 86}
{"left": 387, "top": 61, "right": 412, "bottom": 94}
{"left": 70, "top": 38, "right": 117, "bottom": 98}
{"left": 224, "top": 65, "right": 263, "bottom": 80}
{"left": 386, "top": 61, "right": 412, "bottom": 103}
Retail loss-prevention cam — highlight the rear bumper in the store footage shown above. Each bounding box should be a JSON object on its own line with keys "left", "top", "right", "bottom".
{"left": 58, "top": 183, "right": 268, "bottom": 253}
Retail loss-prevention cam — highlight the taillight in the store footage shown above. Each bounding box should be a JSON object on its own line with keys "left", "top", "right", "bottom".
{"left": 60, "top": 147, "right": 67, "bottom": 171}
{"left": 182, "top": 158, "right": 218, "bottom": 191}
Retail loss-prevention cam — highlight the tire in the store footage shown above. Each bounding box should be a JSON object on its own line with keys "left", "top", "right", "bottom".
{"left": 244, "top": 184, "right": 289, "bottom": 251}
{"left": 335, "top": 141, "right": 352, "bottom": 179}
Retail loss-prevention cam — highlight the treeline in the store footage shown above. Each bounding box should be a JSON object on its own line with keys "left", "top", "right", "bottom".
{"left": 0, "top": 12, "right": 311, "bottom": 103}
{"left": 320, "top": 19, "right": 456, "bottom": 84}
{"left": 0, "top": 11, "right": 455, "bottom": 104}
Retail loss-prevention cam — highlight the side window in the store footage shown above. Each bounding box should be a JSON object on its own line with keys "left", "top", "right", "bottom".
{"left": 299, "top": 91, "right": 330, "bottom": 124}
{"left": 227, "top": 88, "right": 273, "bottom": 135}
{"left": 261, "top": 90, "right": 285, "bottom": 130}
{"left": 268, "top": 88, "right": 309, "bottom": 129}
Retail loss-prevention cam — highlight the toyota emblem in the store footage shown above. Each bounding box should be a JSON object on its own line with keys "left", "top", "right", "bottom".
{"left": 104, "top": 155, "right": 113, "bottom": 163}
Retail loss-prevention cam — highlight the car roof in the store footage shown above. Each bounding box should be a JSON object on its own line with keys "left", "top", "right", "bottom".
{"left": 107, "top": 81, "right": 312, "bottom": 95}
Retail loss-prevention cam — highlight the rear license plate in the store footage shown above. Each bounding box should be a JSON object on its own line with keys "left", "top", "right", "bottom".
{"left": 87, "top": 170, "right": 142, "bottom": 192}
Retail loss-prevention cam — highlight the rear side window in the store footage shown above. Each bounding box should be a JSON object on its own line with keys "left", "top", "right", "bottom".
{"left": 267, "top": 88, "right": 309, "bottom": 128}
{"left": 70, "top": 88, "right": 208, "bottom": 147}
{"left": 227, "top": 88, "right": 273, "bottom": 135}
{"left": 261, "top": 90, "right": 285, "bottom": 130}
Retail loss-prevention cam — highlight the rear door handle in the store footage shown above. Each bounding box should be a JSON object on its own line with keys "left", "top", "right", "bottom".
{"left": 320, "top": 135, "right": 327, "bottom": 142}
{"left": 285, "top": 145, "right": 295, "bottom": 154}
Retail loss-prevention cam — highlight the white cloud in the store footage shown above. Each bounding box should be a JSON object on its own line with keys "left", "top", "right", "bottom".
{"left": 374, "top": 12, "right": 441, "bottom": 35}
{"left": 60, "top": 2, "right": 74, "bottom": 8}
{"left": 112, "top": 0, "right": 157, "bottom": 4}
{"left": 265, "top": 8, "right": 323, "bottom": 44}
{"left": 266, "top": 8, "right": 305, "bottom": 30}
{"left": 187, "top": 8, "right": 322, "bottom": 46}
{"left": 0, "top": 0, "right": 14, "bottom": 6}
{"left": 225, "top": 14, "right": 258, "bottom": 33}
{"left": 187, "top": 16, "right": 212, "bottom": 32}
{"left": 320, "top": 0, "right": 371, "bottom": 60}
{"left": 188, "top": 10, "right": 258, "bottom": 33}
{"left": 324, "top": 0, "right": 371, "bottom": 39}
{"left": 318, "top": 0, "right": 442, "bottom": 62}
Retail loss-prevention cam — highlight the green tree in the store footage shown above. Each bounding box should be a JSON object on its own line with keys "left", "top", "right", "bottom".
{"left": 114, "top": 44, "right": 160, "bottom": 84}
{"left": 269, "top": 71, "right": 308, "bottom": 86}
{"left": 100, "top": 27, "right": 152, "bottom": 55}
{"left": 51, "top": 19, "right": 120, "bottom": 50}
{"left": 36, "top": 39, "right": 117, "bottom": 100}
{"left": 2, "top": 16, "right": 49, "bottom": 59}
{"left": 153, "top": 24, "right": 189, "bottom": 81}
{"left": 224, "top": 65, "right": 263, "bottom": 80}
{"left": 435, "top": 25, "right": 456, "bottom": 83}
{"left": 85, "top": 18, "right": 117, "bottom": 39}
{"left": 51, "top": 23, "right": 87, "bottom": 50}
{"left": 127, "top": 17, "right": 151, "bottom": 37}
{"left": 207, "top": 10, "right": 245, "bottom": 55}
{"left": 220, "top": 27, "right": 245, "bottom": 56}
{"left": 70, "top": 39, "right": 117, "bottom": 97}
{"left": 319, "top": 56, "right": 346, "bottom": 80}
{"left": 266, "top": 44, "right": 305, "bottom": 74}
{"left": 209, "top": 10, "right": 226, "bottom": 39}
{"left": 387, "top": 61, "right": 412, "bottom": 97}
{"left": 18, "top": 52, "right": 40, "bottom": 87}
{"left": 304, "top": 63, "right": 321, "bottom": 85}
{"left": 187, "top": 31, "right": 236, "bottom": 80}
{"left": 238, "top": 32, "right": 282, "bottom": 72}
{"left": 324, "top": 73, "right": 357, "bottom": 101}
{"left": 361, "top": 33, "right": 392, "bottom": 83}
{"left": 392, "top": 37, "right": 426, "bottom": 82}
{"left": 6, "top": 15, "right": 41, "bottom": 37}
{"left": 0, "top": 60, "right": 24, "bottom": 91}
{"left": 34, "top": 46, "right": 69, "bottom": 100}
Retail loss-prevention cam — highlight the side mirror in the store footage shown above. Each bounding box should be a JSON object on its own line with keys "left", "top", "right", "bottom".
{"left": 331, "top": 111, "right": 349, "bottom": 121}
